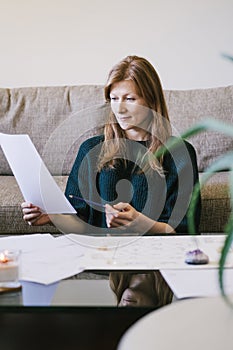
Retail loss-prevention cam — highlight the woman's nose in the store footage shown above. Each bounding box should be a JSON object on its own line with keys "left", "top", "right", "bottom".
{"left": 116, "top": 101, "right": 127, "bottom": 113}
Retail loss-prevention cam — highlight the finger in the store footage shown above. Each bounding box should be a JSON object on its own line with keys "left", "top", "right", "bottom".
{"left": 109, "top": 210, "right": 130, "bottom": 221}
{"left": 108, "top": 221, "right": 128, "bottom": 230}
{"left": 22, "top": 207, "right": 41, "bottom": 215}
{"left": 111, "top": 218, "right": 128, "bottom": 226}
{"left": 105, "top": 211, "right": 122, "bottom": 227}
{"left": 27, "top": 219, "right": 37, "bottom": 226}
{"left": 105, "top": 204, "right": 119, "bottom": 215}
{"left": 29, "top": 216, "right": 41, "bottom": 225}
{"left": 25, "top": 215, "right": 42, "bottom": 226}
{"left": 113, "top": 202, "right": 129, "bottom": 211}
{"left": 107, "top": 215, "right": 130, "bottom": 227}
{"left": 21, "top": 202, "right": 33, "bottom": 209}
{"left": 23, "top": 212, "right": 41, "bottom": 222}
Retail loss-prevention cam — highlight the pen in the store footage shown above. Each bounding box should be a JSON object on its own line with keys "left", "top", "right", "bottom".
{"left": 69, "top": 194, "right": 105, "bottom": 208}
{"left": 69, "top": 194, "right": 123, "bottom": 213}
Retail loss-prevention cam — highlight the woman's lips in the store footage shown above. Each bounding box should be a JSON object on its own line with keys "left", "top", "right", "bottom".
{"left": 121, "top": 298, "right": 137, "bottom": 306}
{"left": 120, "top": 289, "right": 137, "bottom": 306}
{"left": 117, "top": 115, "right": 131, "bottom": 121}
{"left": 120, "top": 299, "right": 137, "bottom": 306}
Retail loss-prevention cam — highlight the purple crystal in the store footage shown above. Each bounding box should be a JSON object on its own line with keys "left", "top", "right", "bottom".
{"left": 185, "top": 249, "right": 209, "bottom": 265}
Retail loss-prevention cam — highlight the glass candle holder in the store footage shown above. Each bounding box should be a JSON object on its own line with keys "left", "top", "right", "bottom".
{"left": 0, "top": 250, "right": 21, "bottom": 289}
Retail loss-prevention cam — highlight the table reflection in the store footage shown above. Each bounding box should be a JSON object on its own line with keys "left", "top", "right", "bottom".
{"left": 0, "top": 271, "right": 173, "bottom": 308}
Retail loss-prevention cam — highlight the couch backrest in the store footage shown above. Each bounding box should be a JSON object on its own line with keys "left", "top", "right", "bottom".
{"left": 0, "top": 85, "right": 232, "bottom": 175}
{"left": 166, "top": 86, "right": 233, "bottom": 172}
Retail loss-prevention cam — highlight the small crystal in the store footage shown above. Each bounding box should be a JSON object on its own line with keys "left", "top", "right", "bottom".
{"left": 185, "top": 249, "right": 209, "bottom": 265}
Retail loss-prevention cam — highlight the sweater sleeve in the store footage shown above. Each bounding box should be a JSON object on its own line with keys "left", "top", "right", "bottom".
{"left": 64, "top": 140, "right": 90, "bottom": 221}
{"left": 158, "top": 138, "right": 201, "bottom": 233}
{"left": 64, "top": 135, "right": 104, "bottom": 223}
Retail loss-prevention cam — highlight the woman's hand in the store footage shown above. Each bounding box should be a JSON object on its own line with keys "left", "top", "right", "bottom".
{"left": 105, "top": 202, "right": 139, "bottom": 229}
{"left": 105, "top": 202, "right": 176, "bottom": 234}
{"left": 21, "top": 202, "right": 51, "bottom": 226}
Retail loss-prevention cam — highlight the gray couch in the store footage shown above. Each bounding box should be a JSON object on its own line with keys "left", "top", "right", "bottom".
{"left": 0, "top": 85, "right": 232, "bottom": 235}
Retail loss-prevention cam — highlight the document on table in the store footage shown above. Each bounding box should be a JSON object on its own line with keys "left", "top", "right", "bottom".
{"left": 0, "top": 133, "right": 76, "bottom": 214}
{"left": 22, "top": 243, "right": 85, "bottom": 285}
{"left": 160, "top": 269, "right": 233, "bottom": 299}
{"left": 0, "top": 233, "right": 231, "bottom": 285}
{"left": 65, "top": 233, "right": 232, "bottom": 270}
{"left": 0, "top": 234, "right": 85, "bottom": 285}
{"left": 0, "top": 233, "right": 55, "bottom": 252}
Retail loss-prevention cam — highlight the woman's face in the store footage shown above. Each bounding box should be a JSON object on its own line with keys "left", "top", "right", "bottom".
{"left": 118, "top": 273, "right": 157, "bottom": 307}
{"left": 109, "top": 80, "right": 151, "bottom": 140}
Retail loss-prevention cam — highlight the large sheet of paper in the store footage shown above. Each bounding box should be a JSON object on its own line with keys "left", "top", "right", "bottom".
{"left": 0, "top": 234, "right": 231, "bottom": 285}
{"left": 0, "top": 133, "right": 76, "bottom": 214}
{"left": 65, "top": 233, "right": 233, "bottom": 270}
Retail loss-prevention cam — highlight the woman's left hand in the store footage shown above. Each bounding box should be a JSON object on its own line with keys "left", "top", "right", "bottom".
{"left": 105, "top": 202, "right": 139, "bottom": 229}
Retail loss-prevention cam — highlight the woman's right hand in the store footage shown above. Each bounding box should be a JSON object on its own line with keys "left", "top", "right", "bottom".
{"left": 21, "top": 202, "right": 51, "bottom": 226}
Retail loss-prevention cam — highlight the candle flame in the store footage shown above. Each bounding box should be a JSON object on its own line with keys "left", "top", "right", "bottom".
{"left": 0, "top": 251, "right": 9, "bottom": 263}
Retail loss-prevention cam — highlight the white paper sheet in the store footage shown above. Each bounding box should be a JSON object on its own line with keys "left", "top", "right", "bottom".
{"left": 0, "top": 234, "right": 85, "bottom": 284}
{"left": 161, "top": 269, "right": 233, "bottom": 299}
{"left": 0, "top": 233, "right": 55, "bottom": 252}
{"left": 0, "top": 234, "right": 231, "bottom": 285}
{"left": 65, "top": 233, "right": 232, "bottom": 270}
{"left": 0, "top": 133, "right": 76, "bottom": 214}
{"left": 21, "top": 244, "right": 85, "bottom": 284}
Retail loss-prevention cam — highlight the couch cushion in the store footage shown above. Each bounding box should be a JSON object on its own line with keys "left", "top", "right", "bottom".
{"left": 199, "top": 171, "right": 231, "bottom": 233}
{"left": 164, "top": 85, "right": 233, "bottom": 171}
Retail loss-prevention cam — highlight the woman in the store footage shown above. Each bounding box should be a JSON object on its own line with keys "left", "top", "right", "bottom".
{"left": 22, "top": 55, "right": 201, "bottom": 234}
{"left": 21, "top": 55, "right": 201, "bottom": 307}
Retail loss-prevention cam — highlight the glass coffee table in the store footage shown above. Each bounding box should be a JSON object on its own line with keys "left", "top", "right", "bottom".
{"left": 0, "top": 274, "right": 115, "bottom": 307}
{"left": 0, "top": 271, "right": 155, "bottom": 350}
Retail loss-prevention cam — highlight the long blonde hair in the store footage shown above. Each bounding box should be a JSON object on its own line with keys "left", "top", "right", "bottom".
{"left": 98, "top": 55, "right": 171, "bottom": 173}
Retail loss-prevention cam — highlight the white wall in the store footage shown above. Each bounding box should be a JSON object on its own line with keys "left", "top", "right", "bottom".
{"left": 0, "top": 0, "right": 232, "bottom": 89}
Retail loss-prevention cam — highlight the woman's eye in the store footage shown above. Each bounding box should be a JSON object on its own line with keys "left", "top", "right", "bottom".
{"left": 110, "top": 97, "right": 118, "bottom": 101}
{"left": 126, "top": 97, "right": 135, "bottom": 102}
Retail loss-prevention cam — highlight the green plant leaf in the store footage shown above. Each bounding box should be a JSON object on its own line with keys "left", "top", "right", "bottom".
{"left": 155, "top": 117, "right": 233, "bottom": 306}
{"left": 219, "top": 171, "right": 233, "bottom": 306}
{"left": 182, "top": 120, "right": 233, "bottom": 306}
{"left": 181, "top": 118, "right": 233, "bottom": 139}
{"left": 187, "top": 152, "right": 233, "bottom": 234}
{"left": 154, "top": 118, "right": 233, "bottom": 160}
{"left": 219, "top": 214, "right": 233, "bottom": 307}
{"left": 221, "top": 53, "right": 233, "bottom": 62}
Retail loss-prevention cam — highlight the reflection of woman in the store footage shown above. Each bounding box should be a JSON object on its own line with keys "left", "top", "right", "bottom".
{"left": 22, "top": 55, "right": 201, "bottom": 234}
{"left": 109, "top": 271, "right": 173, "bottom": 307}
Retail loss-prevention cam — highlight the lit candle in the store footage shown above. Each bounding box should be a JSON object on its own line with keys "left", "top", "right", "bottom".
{"left": 0, "top": 250, "right": 19, "bottom": 283}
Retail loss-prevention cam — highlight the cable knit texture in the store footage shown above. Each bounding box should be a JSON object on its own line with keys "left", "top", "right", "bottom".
{"left": 65, "top": 135, "right": 201, "bottom": 233}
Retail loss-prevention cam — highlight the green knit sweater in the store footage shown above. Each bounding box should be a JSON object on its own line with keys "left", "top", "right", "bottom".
{"left": 65, "top": 135, "right": 201, "bottom": 233}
